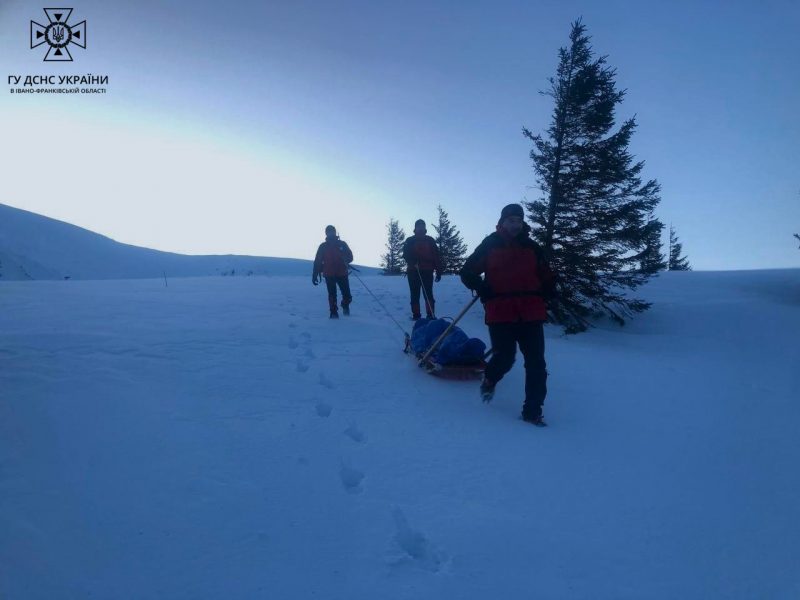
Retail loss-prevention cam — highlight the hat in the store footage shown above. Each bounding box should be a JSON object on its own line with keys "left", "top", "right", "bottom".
{"left": 325, "top": 225, "right": 336, "bottom": 236}
{"left": 414, "top": 219, "right": 426, "bottom": 232}
{"left": 499, "top": 204, "right": 524, "bottom": 221}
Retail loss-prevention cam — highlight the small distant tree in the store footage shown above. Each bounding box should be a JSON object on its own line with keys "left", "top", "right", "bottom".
{"left": 667, "top": 224, "right": 691, "bottom": 271}
{"left": 637, "top": 216, "right": 667, "bottom": 273}
{"left": 381, "top": 218, "right": 406, "bottom": 275}
{"left": 433, "top": 205, "right": 468, "bottom": 274}
{"left": 794, "top": 233, "right": 799, "bottom": 249}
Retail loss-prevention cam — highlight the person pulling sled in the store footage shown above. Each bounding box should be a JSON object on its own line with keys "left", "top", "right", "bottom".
{"left": 312, "top": 225, "right": 354, "bottom": 318}
{"left": 460, "top": 204, "right": 556, "bottom": 426}
{"left": 402, "top": 219, "right": 442, "bottom": 320}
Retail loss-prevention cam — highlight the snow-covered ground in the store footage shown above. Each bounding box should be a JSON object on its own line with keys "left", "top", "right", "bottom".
{"left": 1, "top": 270, "right": 799, "bottom": 599}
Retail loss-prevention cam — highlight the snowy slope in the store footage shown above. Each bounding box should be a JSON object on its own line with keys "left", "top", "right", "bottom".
{"left": 0, "top": 246, "right": 62, "bottom": 280}
{"left": 0, "top": 203, "right": 366, "bottom": 280}
{"left": 1, "top": 270, "right": 799, "bottom": 599}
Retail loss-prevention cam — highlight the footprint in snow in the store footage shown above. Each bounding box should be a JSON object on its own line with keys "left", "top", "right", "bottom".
{"left": 304, "top": 347, "right": 316, "bottom": 359}
{"left": 318, "top": 372, "right": 335, "bottom": 389}
{"left": 344, "top": 423, "right": 367, "bottom": 444}
{"left": 296, "top": 359, "right": 310, "bottom": 373}
{"left": 390, "top": 507, "right": 446, "bottom": 572}
{"left": 315, "top": 402, "right": 332, "bottom": 417}
{"left": 339, "top": 462, "right": 365, "bottom": 494}
{"left": 288, "top": 336, "right": 299, "bottom": 349}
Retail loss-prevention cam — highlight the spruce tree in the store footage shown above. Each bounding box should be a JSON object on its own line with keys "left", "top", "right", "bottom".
{"left": 637, "top": 216, "right": 667, "bottom": 273}
{"left": 794, "top": 233, "right": 799, "bottom": 249}
{"left": 381, "top": 218, "right": 406, "bottom": 275}
{"left": 523, "top": 19, "right": 662, "bottom": 333}
{"left": 668, "top": 224, "right": 691, "bottom": 271}
{"left": 432, "top": 205, "right": 468, "bottom": 275}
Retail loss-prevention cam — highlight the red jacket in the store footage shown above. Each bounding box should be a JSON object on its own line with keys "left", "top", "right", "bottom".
{"left": 460, "top": 228, "right": 555, "bottom": 323}
{"left": 402, "top": 234, "right": 442, "bottom": 273}
{"left": 313, "top": 237, "right": 353, "bottom": 278}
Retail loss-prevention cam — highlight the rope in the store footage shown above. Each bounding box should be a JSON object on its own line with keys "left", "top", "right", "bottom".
{"left": 415, "top": 265, "right": 436, "bottom": 318}
{"left": 350, "top": 269, "right": 410, "bottom": 339}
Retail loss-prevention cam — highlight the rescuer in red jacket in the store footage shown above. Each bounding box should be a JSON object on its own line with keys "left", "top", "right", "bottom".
{"left": 312, "top": 225, "right": 354, "bottom": 319}
{"left": 460, "top": 204, "right": 556, "bottom": 426}
{"left": 402, "top": 219, "right": 442, "bottom": 320}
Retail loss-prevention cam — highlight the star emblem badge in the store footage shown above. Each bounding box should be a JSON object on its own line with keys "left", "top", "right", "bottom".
{"left": 31, "top": 8, "right": 86, "bottom": 62}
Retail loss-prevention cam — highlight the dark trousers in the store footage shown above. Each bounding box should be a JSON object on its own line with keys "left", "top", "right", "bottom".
{"left": 408, "top": 269, "right": 435, "bottom": 317}
{"left": 325, "top": 276, "right": 352, "bottom": 312}
{"left": 485, "top": 321, "right": 547, "bottom": 418}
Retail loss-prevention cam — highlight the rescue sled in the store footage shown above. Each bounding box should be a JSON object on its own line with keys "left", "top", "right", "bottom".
{"left": 403, "top": 296, "right": 487, "bottom": 381}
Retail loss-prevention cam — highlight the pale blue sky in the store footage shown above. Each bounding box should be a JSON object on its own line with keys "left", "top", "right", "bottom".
{"left": 1, "top": 0, "right": 798, "bottom": 269}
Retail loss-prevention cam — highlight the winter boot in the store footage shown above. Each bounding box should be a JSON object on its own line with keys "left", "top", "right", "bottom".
{"left": 521, "top": 404, "right": 546, "bottom": 426}
{"left": 411, "top": 303, "right": 421, "bottom": 320}
{"left": 521, "top": 413, "right": 547, "bottom": 427}
{"left": 479, "top": 377, "right": 496, "bottom": 403}
{"left": 329, "top": 309, "right": 339, "bottom": 319}
{"left": 342, "top": 305, "right": 350, "bottom": 316}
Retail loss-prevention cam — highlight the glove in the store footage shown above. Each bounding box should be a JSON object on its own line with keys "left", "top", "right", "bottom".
{"left": 434, "top": 272, "right": 442, "bottom": 283}
{"left": 477, "top": 282, "right": 493, "bottom": 303}
{"left": 312, "top": 274, "right": 320, "bottom": 286}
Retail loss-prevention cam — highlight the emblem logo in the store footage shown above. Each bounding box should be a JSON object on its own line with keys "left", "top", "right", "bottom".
{"left": 31, "top": 8, "right": 86, "bottom": 62}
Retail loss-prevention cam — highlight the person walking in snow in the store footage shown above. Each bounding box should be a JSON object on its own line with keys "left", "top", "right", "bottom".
{"left": 402, "top": 219, "right": 442, "bottom": 320}
{"left": 312, "top": 225, "right": 354, "bottom": 319}
{"left": 459, "top": 204, "right": 556, "bottom": 426}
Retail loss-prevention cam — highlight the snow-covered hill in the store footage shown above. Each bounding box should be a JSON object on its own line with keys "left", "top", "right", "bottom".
{"left": 0, "top": 203, "right": 361, "bottom": 280}
{"left": 1, "top": 269, "right": 798, "bottom": 599}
